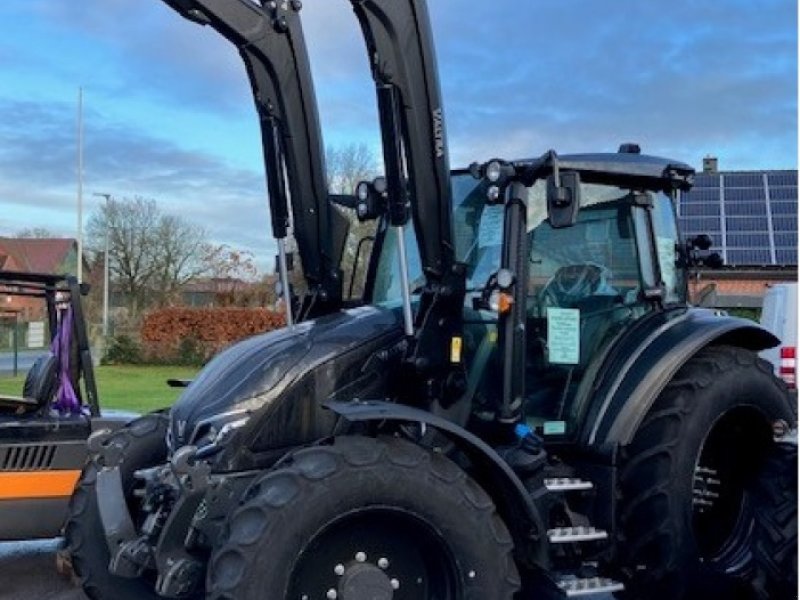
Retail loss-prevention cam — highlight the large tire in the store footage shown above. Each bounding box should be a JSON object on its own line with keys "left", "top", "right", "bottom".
{"left": 751, "top": 442, "right": 797, "bottom": 600}
{"left": 617, "top": 345, "right": 794, "bottom": 600}
{"left": 64, "top": 413, "right": 169, "bottom": 600}
{"left": 207, "top": 435, "right": 520, "bottom": 600}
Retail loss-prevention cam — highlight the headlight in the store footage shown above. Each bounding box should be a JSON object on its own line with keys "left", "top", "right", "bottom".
{"left": 486, "top": 160, "right": 503, "bottom": 183}
{"left": 190, "top": 410, "right": 251, "bottom": 457}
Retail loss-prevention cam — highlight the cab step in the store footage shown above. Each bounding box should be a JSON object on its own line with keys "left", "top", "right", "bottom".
{"left": 548, "top": 526, "right": 608, "bottom": 544}
{"left": 557, "top": 576, "right": 625, "bottom": 597}
{"left": 544, "top": 478, "right": 594, "bottom": 492}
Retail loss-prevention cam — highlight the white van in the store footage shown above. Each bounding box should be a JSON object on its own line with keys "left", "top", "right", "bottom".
{"left": 760, "top": 282, "right": 798, "bottom": 392}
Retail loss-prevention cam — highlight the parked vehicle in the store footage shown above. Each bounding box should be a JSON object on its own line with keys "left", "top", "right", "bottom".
{"left": 65, "top": 1, "right": 797, "bottom": 599}
{"left": 760, "top": 282, "right": 798, "bottom": 394}
{"left": 0, "top": 271, "right": 134, "bottom": 541}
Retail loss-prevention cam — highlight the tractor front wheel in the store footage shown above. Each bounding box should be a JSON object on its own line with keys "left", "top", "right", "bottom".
{"left": 206, "top": 435, "right": 520, "bottom": 600}
{"left": 64, "top": 413, "right": 169, "bottom": 600}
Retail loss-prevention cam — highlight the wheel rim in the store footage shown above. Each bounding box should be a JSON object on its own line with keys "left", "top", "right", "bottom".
{"left": 288, "top": 507, "right": 459, "bottom": 600}
{"left": 692, "top": 408, "right": 763, "bottom": 568}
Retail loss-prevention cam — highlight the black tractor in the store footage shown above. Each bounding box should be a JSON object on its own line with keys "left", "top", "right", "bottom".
{"left": 65, "top": 1, "right": 797, "bottom": 599}
{"left": 0, "top": 271, "right": 134, "bottom": 541}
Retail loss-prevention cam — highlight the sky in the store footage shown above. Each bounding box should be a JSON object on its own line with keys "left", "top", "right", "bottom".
{"left": 0, "top": 0, "right": 796, "bottom": 272}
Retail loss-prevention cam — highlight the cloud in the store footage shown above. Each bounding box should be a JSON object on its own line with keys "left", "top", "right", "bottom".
{"left": 432, "top": 0, "right": 796, "bottom": 169}
{"left": 0, "top": 97, "right": 276, "bottom": 269}
{"left": 0, "top": 0, "right": 795, "bottom": 276}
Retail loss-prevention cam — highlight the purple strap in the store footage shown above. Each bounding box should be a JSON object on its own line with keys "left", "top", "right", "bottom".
{"left": 51, "top": 307, "right": 81, "bottom": 414}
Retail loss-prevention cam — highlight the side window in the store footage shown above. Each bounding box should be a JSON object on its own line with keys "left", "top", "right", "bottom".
{"left": 651, "top": 194, "right": 685, "bottom": 304}
{"left": 371, "top": 225, "right": 422, "bottom": 306}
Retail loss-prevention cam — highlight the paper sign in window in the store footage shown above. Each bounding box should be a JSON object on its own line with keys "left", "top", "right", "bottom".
{"left": 547, "top": 307, "right": 580, "bottom": 365}
{"left": 478, "top": 205, "right": 504, "bottom": 248}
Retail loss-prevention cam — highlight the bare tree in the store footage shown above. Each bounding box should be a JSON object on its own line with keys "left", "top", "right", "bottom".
{"left": 326, "top": 142, "right": 378, "bottom": 194}
{"left": 87, "top": 197, "right": 209, "bottom": 314}
{"left": 325, "top": 143, "right": 380, "bottom": 299}
{"left": 151, "top": 215, "right": 208, "bottom": 306}
{"left": 200, "top": 244, "right": 259, "bottom": 306}
{"left": 15, "top": 227, "right": 54, "bottom": 238}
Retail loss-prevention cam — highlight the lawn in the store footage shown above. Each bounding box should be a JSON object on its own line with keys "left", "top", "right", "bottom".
{"left": 0, "top": 364, "right": 199, "bottom": 414}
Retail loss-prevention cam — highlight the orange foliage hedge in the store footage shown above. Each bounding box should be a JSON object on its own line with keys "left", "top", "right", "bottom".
{"left": 141, "top": 307, "right": 286, "bottom": 363}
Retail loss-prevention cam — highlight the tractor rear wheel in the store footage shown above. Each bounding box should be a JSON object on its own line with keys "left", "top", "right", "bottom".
{"left": 751, "top": 441, "right": 797, "bottom": 600}
{"left": 64, "top": 413, "right": 169, "bottom": 600}
{"left": 206, "top": 435, "right": 520, "bottom": 600}
{"left": 618, "top": 345, "right": 794, "bottom": 600}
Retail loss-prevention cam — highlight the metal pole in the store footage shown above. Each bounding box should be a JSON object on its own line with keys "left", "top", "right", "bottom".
{"left": 103, "top": 225, "right": 110, "bottom": 337}
{"left": 77, "top": 87, "right": 84, "bottom": 283}
{"left": 93, "top": 193, "right": 112, "bottom": 337}
{"left": 277, "top": 238, "right": 294, "bottom": 327}
{"left": 12, "top": 314, "right": 18, "bottom": 378}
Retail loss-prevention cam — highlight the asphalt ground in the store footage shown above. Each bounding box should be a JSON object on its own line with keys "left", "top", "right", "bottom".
{"left": 0, "top": 539, "right": 85, "bottom": 600}
{"left": 0, "top": 539, "right": 618, "bottom": 600}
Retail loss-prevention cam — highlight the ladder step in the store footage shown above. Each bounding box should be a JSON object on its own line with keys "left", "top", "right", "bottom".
{"left": 545, "top": 478, "right": 594, "bottom": 492}
{"left": 548, "top": 526, "right": 608, "bottom": 544}
{"left": 557, "top": 576, "right": 625, "bottom": 597}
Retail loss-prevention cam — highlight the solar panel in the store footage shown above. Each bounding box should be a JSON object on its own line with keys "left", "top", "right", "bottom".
{"left": 728, "top": 233, "right": 770, "bottom": 247}
{"left": 770, "top": 201, "right": 797, "bottom": 215}
{"left": 770, "top": 187, "right": 797, "bottom": 201}
{"left": 773, "top": 216, "right": 796, "bottom": 232}
{"left": 725, "top": 187, "right": 766, "bottom": 201}
{"left": 725, "top": 203, "right": 767, "bottom": 217}
{"left": 726, "top": 217, "right": 768, "bottom": 231}
{"left": 768, "top": 171, "right": 797, "bottom": 186}
{"left": 775, "top": 232, "right": 798, "bottom": 247}
{"left": 677, "top": 170, "right": 796, "bottom": 267}
{"left": 681, "top": 188, "right": 721, "bottom": 202}
{"left": 682, "top": 203, "right": 720, "bottom": 217}
{"left": 727, "top": 248, "right": 772, "bottom": 265}
{"left": 776, "top": 248, "right": 798, "bottom": 264}
{"left": 725, "top": 173, "right": 764, "bottom": 187}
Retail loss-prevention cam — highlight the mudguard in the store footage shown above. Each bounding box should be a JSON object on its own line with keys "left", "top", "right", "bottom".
{"left": 582, "top": 307, "right": 780, "bottom": 449}
{"left": 325, "top": 399, "right": 548, "bottom": 568}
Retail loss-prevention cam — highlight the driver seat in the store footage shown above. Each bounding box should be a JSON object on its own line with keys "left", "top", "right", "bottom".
{"left": 0, "top": 353, "right": 58, "bottom": 415}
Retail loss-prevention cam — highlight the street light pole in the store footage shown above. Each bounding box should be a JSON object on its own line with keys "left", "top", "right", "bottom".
{"left": 77, "top": 87, "right": 84, "bottom": 283}
{"left": 93, "top": 193, "right": 112, "bottom": 338}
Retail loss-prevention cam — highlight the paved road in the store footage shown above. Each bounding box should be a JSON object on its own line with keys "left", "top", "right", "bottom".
{"left": 0, "top": 539, "right": 85, "bottom": 600}
{"left": 0, "top": 350, "right": 39, "bottom": 376}
{"left": 0, "top": 539, "right": 619, "bottom": 600}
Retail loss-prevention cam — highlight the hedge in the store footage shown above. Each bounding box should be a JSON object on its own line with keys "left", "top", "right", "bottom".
{"left": 140, "top": 307, "right": 286, "bottom": 364}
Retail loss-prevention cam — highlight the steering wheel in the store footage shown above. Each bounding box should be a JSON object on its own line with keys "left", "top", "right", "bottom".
{"left": 540, "top": 263, "right": 610, "bottom": 308}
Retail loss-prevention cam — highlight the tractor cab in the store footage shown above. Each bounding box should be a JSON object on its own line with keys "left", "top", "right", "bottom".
{"left": 364, "top": 149, "right": 694, "bottom": 440}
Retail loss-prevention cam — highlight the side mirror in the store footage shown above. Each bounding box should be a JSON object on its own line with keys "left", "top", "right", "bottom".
{"left": 547, "top": 171, "right": 581, "bottom": 228}
{"left": 688, "top": 234, "right": 713, "bottom": 251}
{"left": 704, "top": 252, "right": 724, "bottom": 269}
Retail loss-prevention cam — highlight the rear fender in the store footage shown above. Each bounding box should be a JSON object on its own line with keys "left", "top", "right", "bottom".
{"left": 324, "top": 400, "right": 547, "bottom": 568}
{"left": 582, "top": 308, "right": 780, "bottom": 450}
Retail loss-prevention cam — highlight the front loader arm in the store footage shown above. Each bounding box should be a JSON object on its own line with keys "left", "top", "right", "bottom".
{"left": 349, "top": 0, "right": 466, "bottom": 404}
{"left": 349, "top": 0, "right": 456, "bottom": 280}
{"left": 161, "top": 0, "right": 343, "bottom": 310}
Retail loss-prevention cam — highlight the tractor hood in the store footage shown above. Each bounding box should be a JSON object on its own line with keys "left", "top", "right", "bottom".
{"left": 168, "top": 306, "right": 403, "bottom": 453}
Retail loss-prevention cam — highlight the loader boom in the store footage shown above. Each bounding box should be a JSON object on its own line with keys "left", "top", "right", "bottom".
{"left": 162, "top": 0, "right": 343, "bottom": 311}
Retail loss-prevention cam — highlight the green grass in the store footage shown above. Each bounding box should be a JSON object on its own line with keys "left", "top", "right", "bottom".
{"left": 0, "top": 364, "right": 199, "bottom": 414}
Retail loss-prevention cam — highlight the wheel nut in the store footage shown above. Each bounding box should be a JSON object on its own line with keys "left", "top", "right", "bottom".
{"left": 326, "top": 589, "right": 338, "bottom": 599}
{"left": 334, "top": 564, "right": 345, "bottom": 576}
{"left": 377, "top": 557, "right": 389, "bottom": 569}
{"left": 355, "top": 551, "right": 367, "bottom": 562}
{"left": 390, "top": 579, "right": 400, "bottom": 590}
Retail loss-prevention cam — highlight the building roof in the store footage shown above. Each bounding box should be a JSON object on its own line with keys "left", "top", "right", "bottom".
{"left": 677, "top": 168, "right": 797, "bottom": 268}
{"left": 0, "top": 237, "right": 77, "bottom": 274}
